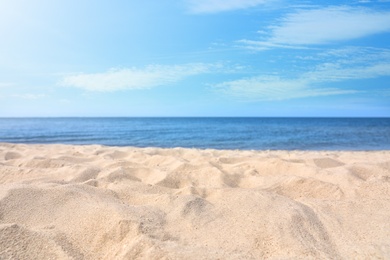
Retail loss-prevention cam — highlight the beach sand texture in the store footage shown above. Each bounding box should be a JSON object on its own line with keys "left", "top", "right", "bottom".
{"left": 0, "top": 143, "right": 390, "bottom": 259}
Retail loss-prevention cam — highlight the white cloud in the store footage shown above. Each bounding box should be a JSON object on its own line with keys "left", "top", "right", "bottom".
{"left": 305, "top": 62, "right": 390, "bottom": 82}
{"left": 213, "top": 47, "right": 390, "bottom": 101}
{"left": 0, "top": 82, "right": 15, "bottom": 88}
{"left": 305, "top": 47, "right": 390, "bottom": 80}
{"left": 240, "top": 6, "right": 390, "bottom": 49}
{"left": 213, "top": 76, "right": 356, "bottom": 101}
{"left": 320, "top": 46, "right": 390, "bottom": 62}
{"left": 238, "top": 39, "right": 311, "bottom": 51}
{"left": 10, "top": 94, "right": 46, "bottom": 100}
{"left": 61, "top": 63, "right": 221, "bottom": 92}
{"left": 186, "top": 0, "right": 272, "bottom": 14}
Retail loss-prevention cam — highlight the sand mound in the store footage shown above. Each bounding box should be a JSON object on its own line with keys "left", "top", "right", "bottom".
{"left": 0, "top": 143, "right": 390, "bottom": 259}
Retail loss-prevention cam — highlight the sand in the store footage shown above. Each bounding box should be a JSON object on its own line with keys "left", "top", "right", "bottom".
{"left": 0, "top": 143, "right": 389, "bottom": 259}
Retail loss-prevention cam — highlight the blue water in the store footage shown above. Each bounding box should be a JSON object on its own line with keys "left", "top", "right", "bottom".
{"left": 0, "top": 117, "right": 389, "bottom": 150}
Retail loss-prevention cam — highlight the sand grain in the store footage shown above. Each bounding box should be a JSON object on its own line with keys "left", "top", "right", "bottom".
{"left": 0, "top": 143, "right": 389, "bottom": 259}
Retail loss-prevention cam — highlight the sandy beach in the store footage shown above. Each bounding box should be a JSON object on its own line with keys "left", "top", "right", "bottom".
{"left": 0, "top": 143, "right": 389, "bottom": 259}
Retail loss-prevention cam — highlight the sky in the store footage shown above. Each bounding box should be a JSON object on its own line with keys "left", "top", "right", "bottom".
{"left": 0, "top": 0, "right": 390, "bottom": 117}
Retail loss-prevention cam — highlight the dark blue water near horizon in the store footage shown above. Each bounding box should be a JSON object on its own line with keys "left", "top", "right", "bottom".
{"left": 0, "top": 117, "right": 389, "bottom": 150}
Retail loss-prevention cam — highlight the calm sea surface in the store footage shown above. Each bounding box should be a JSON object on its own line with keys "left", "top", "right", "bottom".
{"left": 0, "top": 117, "right": 389, "bottom": 150}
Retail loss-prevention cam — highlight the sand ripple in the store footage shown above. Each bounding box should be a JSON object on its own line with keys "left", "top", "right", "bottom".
{"left": 1, "top": 144, "right": 390, "bottom": 259}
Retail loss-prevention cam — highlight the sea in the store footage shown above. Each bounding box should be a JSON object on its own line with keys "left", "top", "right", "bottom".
{"left": 0, "top": 117, "right": 389, "bottom": 150}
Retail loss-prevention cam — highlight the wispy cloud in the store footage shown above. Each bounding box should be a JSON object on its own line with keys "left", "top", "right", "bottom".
{"left": 61, "top": 63, "right": 222, "bottom": 92}
{"left": 10, "top": 94, "right": 46, "bottom": 100}
{"left": 214, "top": 76, "right": 360, "bottom": 101}
{"left": 359, "top": 0, "right": 390, "bottom": 3}
{"left": 305, "top": 62, "right": 390, "bottom": 82}
{"left": 0, "top": 82, "right": 15, "bottom": 88}
{"left": 214, "top": 76, "right": 356, "bottom": 101}
{"left": 213, "top": 47, "right": 390, "bottom": 101}
{"left": 186, "top": 0, "right": 272, "bottom": 14}
{"left": 0, "top": 83, "right": 46, "bottom": 100}
{"left": 240, "top": 6, "right": 390, "bottom": 50}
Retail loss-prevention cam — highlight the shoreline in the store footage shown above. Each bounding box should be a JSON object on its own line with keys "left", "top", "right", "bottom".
{"left": 2, "top": 142, "right": 390, "bottom": 152}
{"left": 1, "top": 143, "right": 390, "bottom": 259}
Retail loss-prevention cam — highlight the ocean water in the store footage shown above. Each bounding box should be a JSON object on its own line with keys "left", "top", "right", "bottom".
{"left": 0, "top": 117, "right": 389, "bottom": 150}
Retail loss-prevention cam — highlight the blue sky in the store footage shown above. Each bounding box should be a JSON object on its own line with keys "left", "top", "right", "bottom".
{"left": 1, "top": 0, "right": 390, "bottom": 117}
